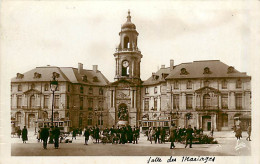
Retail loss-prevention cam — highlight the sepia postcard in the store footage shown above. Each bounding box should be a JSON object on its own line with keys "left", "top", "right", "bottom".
{"left": 0, "top": 1, "right": 260, "bottom": 164}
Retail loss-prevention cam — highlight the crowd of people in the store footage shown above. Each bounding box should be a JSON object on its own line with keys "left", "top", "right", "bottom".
{"left": 18, "top": 123, "right": 252, "bottom": 150}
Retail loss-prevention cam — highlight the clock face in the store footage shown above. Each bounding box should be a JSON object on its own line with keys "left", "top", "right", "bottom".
{"left": 122, "top": 60, "right": 129, "bottom": 67}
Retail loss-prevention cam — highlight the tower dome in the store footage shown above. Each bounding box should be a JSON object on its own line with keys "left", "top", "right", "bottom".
{"left": 121, "top": 10, "right": 136, "bottom": 30}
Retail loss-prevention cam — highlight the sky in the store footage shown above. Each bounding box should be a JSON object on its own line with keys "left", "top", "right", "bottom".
{"left": 1, "top": 1, "right": 257, "bottom": 83}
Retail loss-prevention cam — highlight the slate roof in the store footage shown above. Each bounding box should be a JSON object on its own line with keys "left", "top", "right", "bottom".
{"left": 166, "top": 60, "right": 250, "bottom": 80}
{"left": 11, "top": 66, "right": 110, "bottom": 86}
{"left": 143, "top": 67, "right": 170, "bottom": 85}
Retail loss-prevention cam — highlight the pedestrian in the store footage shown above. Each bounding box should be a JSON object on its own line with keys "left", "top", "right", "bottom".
{"left": 17, "top": 127, "right": 21, "bottom": 139}
{"left": 53, "top": 126, "right": 60, "bottom": 149}
{"left": 22, "top": 126, "right": 28, "bottom": 143}
{"left": 95, "top": 126, "right": 100, "bottom": 143}
{"left": 133, "top": 127, "right": 139, "bottom": 144}
{"left": 40, "top": 125, "right": 49, "bottom": 149}
{"left": 185, "top": 125, "right": 194, "bottom": 148}
{"left": 72, "top": 129, "right": 77, "bottom": 140}
{"left": 160, "top": 127, "right": 166, "bottom": 144}
{"left": 235, "top": 126, "right": 242, "bottom": 140}
{"left": 149, "top": 127, "right": 154, "bottom": 144}
{"left": 84, "top": 127, "right": 90, "bottom": 145}
{"left": 155, "top": 127, "right": 160, "bottom": 144}
{"left": 169, "top": 124, "right": 176, "bottom": 149}
{"left": 246, "top": 125, "right": 251, "bottom": 141}
{"left": 37, "top": 129, "right": 41, "bottom": 142}
{"left": 210, "top": 128, "right": 214, "bottom": 137}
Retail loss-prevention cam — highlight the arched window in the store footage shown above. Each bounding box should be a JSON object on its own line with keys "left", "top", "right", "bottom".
{"left": 124, "top": 36, "right": 129, "bottom": 49}
{"left": 222, "top": 80, "right": 227, "bottom": 89}
{"left": 42, "top": 111, "right": 48, "bottom": 119}
{"left": 203, "top": 94, "right": 210, "bottom": 108}
{"left": 236, "top": 79, "right": 242, "bottom": 89}
{"left": 99, "top": 88, "right": 103, "bottom": 95}
{"left": 54, "top": 112, "right": 59, "bottom": 120}
{"left": 18, "top": 84, "right": 22, "bottom": 91}
{"left": 30, "top": 95, "right": 36, "bottom": 108}
{"left": 89, "top": 87, "right": 93, "bottom": 94}
{"left": 31, "top": 83, "right": 35, "bottom": 89}
{"left": 187, "top": 80, "right": 192, "bottom": 89}
{"left": 122, "top": 60, "right": 129, "bottom": 76}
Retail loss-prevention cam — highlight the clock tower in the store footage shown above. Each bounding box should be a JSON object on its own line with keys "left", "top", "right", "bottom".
{"left": 108, "top": 11, "right": 142, "bottom": 127}
{"left": 114, "top": 10, "right": 142, "bottom": 83}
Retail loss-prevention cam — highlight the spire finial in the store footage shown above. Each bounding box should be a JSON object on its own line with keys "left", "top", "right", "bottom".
{"left": 127, "top": 9, "right": 131, "bottom": 22}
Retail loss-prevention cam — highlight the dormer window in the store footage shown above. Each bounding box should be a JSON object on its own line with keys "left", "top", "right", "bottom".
{"left": 203, "top": 67, "right": 211, "bottom": 74}
{"left": 82, "top": 75, "right": 87, "bottom": 82}
{"left": 162, "top": 73, "right": 168, "bottom": 79}
{"left": 227, "top": 66, "right": 235, "bottom": 73}
{"left": 52, "top": 72, "right": 60, "bottom": 79}
{"left": 180, "top": 68, "right": 189, "bottom": 75}
{"left": 236, "top": 79, "right": 242, "bottom": 89}
{"left": 93, "top": 76, "right": 99, "bottom": 82}
{"left": 16, "top": 73, "right": 24, "bottom": 79}
{"left": 34, "top": 72, "right": 41, "bottom": 78}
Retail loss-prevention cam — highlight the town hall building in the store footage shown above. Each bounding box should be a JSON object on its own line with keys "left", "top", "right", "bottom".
{"left": 11, "top": 11, "right": 251, "bottom": 132}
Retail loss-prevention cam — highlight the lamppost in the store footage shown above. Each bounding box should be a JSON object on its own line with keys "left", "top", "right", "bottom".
{"left": 50, "top": 74, "right": 58, "bottom": 127}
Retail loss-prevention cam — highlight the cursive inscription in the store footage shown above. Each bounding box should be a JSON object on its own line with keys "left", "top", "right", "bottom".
{"left": 147, "top": 157, "right": 162, "bottom": 164}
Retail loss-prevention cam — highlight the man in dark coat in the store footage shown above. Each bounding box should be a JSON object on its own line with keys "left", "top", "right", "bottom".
{"left": 133, "top": 127, "right": 139, "bottom": 144}
{"left": 17, "top": 127, "right": 22, "bottom": 138}
{"left": 22, "top": 126, "right": 28, "bottom": 143}
{"left": 160, "top": 127, "right": 166, "bottom": 144}
{"left": 155, "top": 128, "right": 160, "bottom": 144}
{"left": 84, "top": 127, "right": 90, "bottom": 145}
{"left": 169, "top": 124, "right": 176, "bottom": 149}
{"left": 95, "top": 126, "right": 100, "bottom": 143}
{"left": 40, "top": 125, "right": 49, "bottom": 149}
{"left": 53, "top": 126, "right": 60, "bottom": 149}
{"left": 185, "top": 125, "right": 194, "bottom": 148}
{"left": 72, "top": 129, "right": 77, "bottom": 140}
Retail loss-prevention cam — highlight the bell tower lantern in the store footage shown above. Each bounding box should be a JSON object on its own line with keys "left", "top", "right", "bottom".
{"left": 114, "top": 10, "right": 142, "bottom": 83}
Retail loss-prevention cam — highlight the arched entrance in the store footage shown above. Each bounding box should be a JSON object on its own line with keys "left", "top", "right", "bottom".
{"left": 118, "top": 103, "right": 129, "bottom": 122}
{"left": 28, "top": 114, "right": 35, "bottom": 128}
{"left": 202, "top": 115, "right": 211, "bottom": 131}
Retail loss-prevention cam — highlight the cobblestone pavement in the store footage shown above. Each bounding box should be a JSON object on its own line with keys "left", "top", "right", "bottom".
{"left": 11, "top": 131, "right": 251, "bottom": 156}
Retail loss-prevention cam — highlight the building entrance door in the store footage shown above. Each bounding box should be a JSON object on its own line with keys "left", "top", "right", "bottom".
{"left": 202, "top": 116, "right": 211, "bottom": 131}
{"left": 28, "top": 114, "right": 35, "bottom": 128}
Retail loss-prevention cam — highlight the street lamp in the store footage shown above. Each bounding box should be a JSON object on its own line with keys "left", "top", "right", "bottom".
{"left": 50, "top": 74, "right": 58, "bottom": 127}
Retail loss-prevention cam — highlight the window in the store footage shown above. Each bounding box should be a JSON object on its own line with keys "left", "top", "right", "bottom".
{"left": 203, "top": 67, "right": 211, "bottom": 74}
{"left": 124, "top": 36, "right": 129, "bottom": 49}
{"left": 89, "top": 87, "right": 93, "bottom": 94}
{"left": 222, "top": 80, "right": 227, "bottom": 89}
{"left": 67, "top": 96, "right": 70, "bottom": 109}
{"left": 80, "top": 86, "right": 84, "bottom": 94}
{"left": 99, "top": 88, "right": 103, "bottom": 95}
{"left": 54, "top": 95, "right": 59, "bottom": 109}
{"left": 79, "top": 113, "right": 83, "bottom": 127}
{"left": 174, "top": 81, "right": 179, "bottom": 89}
{"left": 88, "top": 116, "right": 92, "bottom": 125}
{"left": 54, "top": 112, "right": 59, "bottom": 120}
{"left": 88, "top": 98, "right": 93, "bottom": 110}
{"left": 80, "top": 97, "right": 83, "bottom": 110}
{"left": 186, "top": 94, "right": 193, "bottom": 109}
{"left": 111, "top": 91, "right": 114, "bottom": 107}
{"left": 154, "top": 98, "right": 157, "bottom": 110}
{"left": 204, "top": 80, "right": 210, "bottom": 87}
{"left": 17, "top": 95, "right": 22, "bottom": 108}
{"left": 203, "top": 94, "right": 210, "bottom": 108}
{"left": 44, "top": 83, "right": 49, "bottom": 91}
{"left": 145, "top": 87, "right": 149, "bottom": 94}
{"left": 187, "top": 80, "right": 192, "bottom": 89}
{"left": 18, "top": 84, "right": 22, "bottom": 91}
{"left": 221, "top": 94, "right": 228, "bottom": 109}
{"left": 98, "top": 117, "right": 103, "bottom": 126}
{"left": 236, "top": 79, "right": 242, "bottom": 89}
{"left": 173, "top": 94, "right": 179, "bottom": 109}
{"left": 16, "top": 112, "right": 22, "bottom": 124}
{"left": 144, "top": 98, "right": 149, "bottom": 111}
{"left": 98, "top": 100, "right": 103, "bottom": 111}
{"left": 30, "top": 95, "right": 36, "bottom": 108}
{"left": 235, "top": 93, "right": 242, "bottom": 109}
{"left": 180, "top": 68, "right": 189, "bottom": 75}
{"left": 68, "top": 84, "right": 70, "bottom": 92}
{"left": 222, "top": 114, "right": 228, "bottom": 127}
{"left": 154, "top": 87, "right": 157, "bottom": 94}
{"left": 31, "top": 83, "right": 35, "bottom": 89}
{"left": 42, "top": 111, "right": 48, "bottom": 119}
{"left": 44, "top": 95, "right": 49, "bottom": 108}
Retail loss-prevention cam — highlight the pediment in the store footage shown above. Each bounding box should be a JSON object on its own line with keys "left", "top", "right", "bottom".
{"left": 195, "top": 86, "right": 219, "bottom": 93}
{"left": 23, "top": 89, "right": 41, "bottom": 94}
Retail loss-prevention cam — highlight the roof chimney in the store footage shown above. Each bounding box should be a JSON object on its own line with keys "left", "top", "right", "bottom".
{"left": 161, "top": 65, "right": 165, "bottom": 69}
{"left": 78, "top": 63, "right": 83, "bottom": 74}
{"left": 93, "top": 65, "right": 98, "bottom": 73}
{"left": 170, "top": 59, "right": 174, "bottom": 71}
